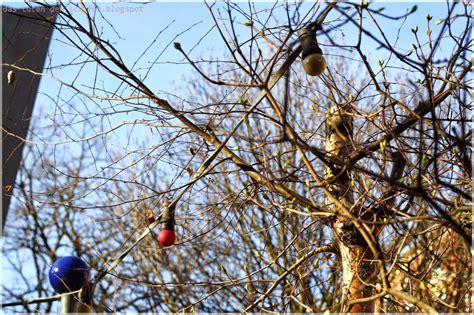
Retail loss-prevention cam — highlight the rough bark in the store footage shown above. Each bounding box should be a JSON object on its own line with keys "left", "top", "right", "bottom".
{"left": 325, "top": 104, "right": 374, "bottom": 313}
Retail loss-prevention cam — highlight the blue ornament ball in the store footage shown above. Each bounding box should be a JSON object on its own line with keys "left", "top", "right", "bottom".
{"left": 49, "top": 256, "right": 90, "bottom": 293}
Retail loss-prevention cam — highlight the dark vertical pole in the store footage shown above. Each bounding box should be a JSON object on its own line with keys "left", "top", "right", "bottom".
{"left": 2, "top": 6, "right": 58, "bottom": 230}
{"left": 60, "top": 294, "right": 77, "bottom": 314}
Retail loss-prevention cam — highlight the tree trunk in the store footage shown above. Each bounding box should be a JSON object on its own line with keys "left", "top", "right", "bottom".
{"left": 325, "top": 104, "right": 374, "bottom": 313}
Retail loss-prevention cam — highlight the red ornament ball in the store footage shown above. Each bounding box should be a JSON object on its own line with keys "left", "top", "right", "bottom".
{"left": 158, "top": 229, "right": 176, "bottom": 246}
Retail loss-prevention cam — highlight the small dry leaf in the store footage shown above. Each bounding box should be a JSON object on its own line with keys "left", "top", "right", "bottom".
{"left": 7, "top": 71, "right": 15, "bottom": 85}
{"left": 145, "top": 209, "right": 155, "bottom": 225}
{"left": 4, "top": 185, "right": 12, "bottom": 193}
{"left": 186, "top": 165, "right": 193, "bottom": 176}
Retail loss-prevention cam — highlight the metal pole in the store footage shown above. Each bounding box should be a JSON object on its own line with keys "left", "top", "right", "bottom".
{"left": 2, "top": 5, "right": 58, "bottom": 230}
{"left": 60, "top": 294, "right": 77, "bottom": 314}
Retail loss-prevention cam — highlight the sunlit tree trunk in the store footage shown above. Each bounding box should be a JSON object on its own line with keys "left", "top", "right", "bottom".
{"left": 325, "top": 104, "right": 374, "bottom": 313}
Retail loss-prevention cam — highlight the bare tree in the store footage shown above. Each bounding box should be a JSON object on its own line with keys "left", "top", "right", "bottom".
{"left": 2, "top": 1, "right": 471, "bottom": 313}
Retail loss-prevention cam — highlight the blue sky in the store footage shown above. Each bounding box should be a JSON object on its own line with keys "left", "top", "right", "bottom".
{"left": 3, "top": 1, "right": 462, "bottom": 143}
{"left": 5, "top": 1, "right": 461, "bottom": 95}
{"left": 33, "top": 1, "right": 465, "bottom": 109}
{"left": 4, "top": 1, "right": 462, "bottom": 123}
